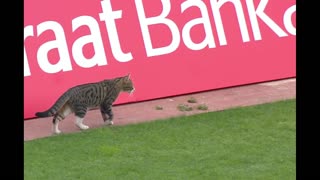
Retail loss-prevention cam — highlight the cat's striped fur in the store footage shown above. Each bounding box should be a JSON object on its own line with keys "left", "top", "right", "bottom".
{"left": 35, "top": 74, "right": 135, "bottom": 134}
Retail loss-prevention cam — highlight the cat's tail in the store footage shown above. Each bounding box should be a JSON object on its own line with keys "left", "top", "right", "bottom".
{"left": 35, "top": 92, "right": 71, "bottom": 117}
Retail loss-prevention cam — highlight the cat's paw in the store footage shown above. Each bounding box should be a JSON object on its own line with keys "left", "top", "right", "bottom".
{"left": 77, "top": 124, "right": 89, "bottom": 130}
{"left": 52, "top": 126, "right": 62, "bottom": 134}
{"left": 54, "top": 129, "right": 62, "bottom": 134}
{"left": 105, "top": 120, "right": 113, "bottom": 126}
{"left": 81, "top": 125, "right": 89, "bottom": 130}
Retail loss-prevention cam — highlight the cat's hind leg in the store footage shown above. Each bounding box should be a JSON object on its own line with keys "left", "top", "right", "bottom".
{"left": 52, "top": 104, "right": 73, "bottom": 134}
{"left": 75, "top": 116, "right": 89, "bottom": 130}
{"left": 74, "top": 105, "right": 89, "bottom": 130}
{"left": 52, "top": 115, "right": 62, "bottom": 134}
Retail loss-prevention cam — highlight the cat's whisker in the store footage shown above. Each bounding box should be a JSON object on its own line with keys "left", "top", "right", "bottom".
{"left": 129, "top": 88, "right": 135, "bottom": 96}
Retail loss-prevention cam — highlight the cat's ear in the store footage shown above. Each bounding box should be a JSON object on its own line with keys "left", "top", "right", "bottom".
{"left": 126, "top": 73, "right": 131, "bottom": 79}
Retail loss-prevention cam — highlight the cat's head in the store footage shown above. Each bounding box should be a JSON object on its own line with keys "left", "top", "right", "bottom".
{"left": 118, "top": 74, "right": 135, "bottom": 94}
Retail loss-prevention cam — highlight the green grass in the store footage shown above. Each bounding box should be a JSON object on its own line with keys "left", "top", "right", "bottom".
{"left": 197, "top": 104, "right": 209, "bottom": 111}
{"left": 24, "top": 99, "right": 296, "bottom": 180}
{"left": 187, "top": 97, "right": 198, "bottom": 103}
{"left": 177, "top": 104, "right": 193, "bottom": 111}
{"left": 154, "top": 105, "right": 164, "bottom": 110}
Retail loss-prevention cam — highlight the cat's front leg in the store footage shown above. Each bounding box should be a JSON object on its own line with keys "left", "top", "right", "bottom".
{"left": 100, "top": 104, "right": 113, "bottom": 125}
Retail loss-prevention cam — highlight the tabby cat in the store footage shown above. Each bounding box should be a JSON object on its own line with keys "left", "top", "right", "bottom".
{"left": 35, "top": 74, "right": 135, "bottom": 134}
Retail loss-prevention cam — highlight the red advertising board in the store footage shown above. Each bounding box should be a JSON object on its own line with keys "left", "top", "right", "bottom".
{"left": 24, "top": 0, "right": 296, "bottom": 119}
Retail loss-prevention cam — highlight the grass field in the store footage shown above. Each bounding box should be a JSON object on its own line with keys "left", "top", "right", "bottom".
{"left": 24, "top": 99, "right": 296, "bottom": 180}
